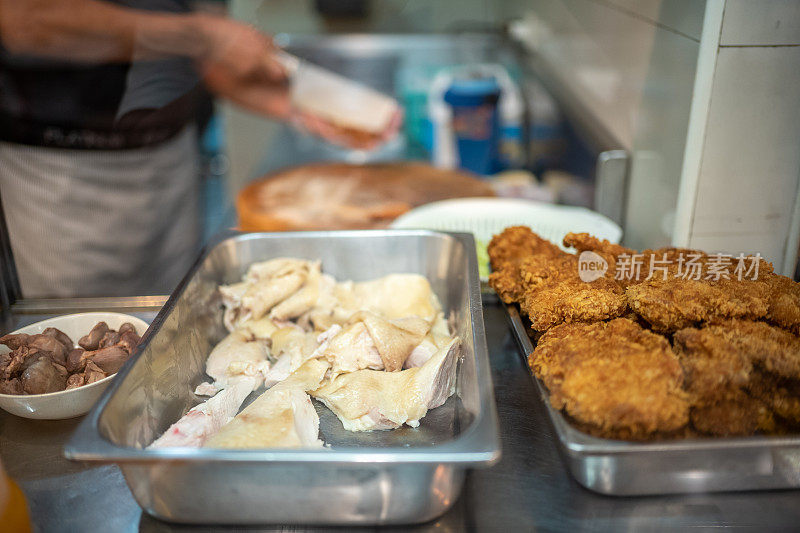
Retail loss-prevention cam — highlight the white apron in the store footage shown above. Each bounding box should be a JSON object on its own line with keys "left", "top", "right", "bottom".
{"left": 0, "top": 127, "right": 200, "bottom": 298}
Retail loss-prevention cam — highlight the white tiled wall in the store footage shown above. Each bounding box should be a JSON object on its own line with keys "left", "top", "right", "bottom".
{"left": 504, "top": 0, "right": 705, "bottom": 249}
{"left": 720, "top": 0, "right": 800, "bottom": 45}
{"left": 603, "top": 0, "right": 705, "bottom": 40}
{"left": 689, "top": 47, "right": 800, "bottom": 257}
{"left": 680, "top": 2, "right": 800, "bottom": 274}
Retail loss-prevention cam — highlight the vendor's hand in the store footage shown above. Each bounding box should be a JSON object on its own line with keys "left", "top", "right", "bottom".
{"left": 194, "top": 15, "right": 402, "bottom": 151}
{"left": 290, "top": 107, "right": 403, "bottom": 151}
{"left": 195, "top": 15, "right": 291, "bottom": 119}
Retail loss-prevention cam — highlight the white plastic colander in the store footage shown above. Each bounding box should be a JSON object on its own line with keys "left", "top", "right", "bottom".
{"left": 390, "top": 197, "right": 623, "bottom": 280}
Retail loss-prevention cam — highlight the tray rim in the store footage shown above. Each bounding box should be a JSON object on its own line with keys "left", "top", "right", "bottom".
{"left": 504, "top": 303, "right": 800, "bottom": 454}
{"left": 64, "top": 229, "right": 501, "bottom": 466}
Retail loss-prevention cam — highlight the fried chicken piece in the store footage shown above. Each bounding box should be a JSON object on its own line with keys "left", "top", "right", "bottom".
{"left": 690, "top": 392, "right": 775, "bottom": 437}
{"left": 488, "top": 226, "right": 568, "bottom": 306}
{"left": 674, "top": 319, "right": 800, "bottom": 394}
{"left": 562, "top": 232, "right": 633, "bottom": 286}
{"left": 530, "top": 319, "right": 689, "bottom": 440}
{"left": 517, "top": 254, "right": 627, "bottom": 331}
{"left": 563, "top": 232, "right": 633, "bottom": 258}
{"left": 626, "top": 255, "right": 776, "bottom": 332}
{"left": 563, "top": 234, "right": 709, "bottom": 288}
{"left": 626, "top": 275, "right": 772, "bottom": 333}
{"left": 748, "top": 369, "right": 800, "bottom": 425}
{"left": 715, "top": 319, "right": 800, "bottom": 378}
{"left": 675, "top": 319, "right": 799, "bottom": 434}
{"left": 675, "top": 319, "right": 799, "bottom": 372}
{"left": 488, "top": 226, "right": 564, "bottom": 270}
{"left": 673, "top": 325, "right": 752, "bottom": 404}
{"left": 488, "top": 227, "right": 627, "bottom": 329}
{"left": 488, "top": 262, "right": 527, "bottom": 304}
{"left": 766, "top": 274, "right": 800, "bottom": 334}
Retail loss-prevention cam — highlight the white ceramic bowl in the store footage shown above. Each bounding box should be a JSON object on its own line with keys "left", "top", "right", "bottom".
{"left": 0, "top": 312, "right": 149, "bottom": 420}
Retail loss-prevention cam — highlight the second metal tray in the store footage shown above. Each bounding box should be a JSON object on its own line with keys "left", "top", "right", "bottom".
{"left": 65, "top": 230, "right": 500, "bottom": 525}
{"left": 506, "top": 304, "right": 800, "bottom": 496}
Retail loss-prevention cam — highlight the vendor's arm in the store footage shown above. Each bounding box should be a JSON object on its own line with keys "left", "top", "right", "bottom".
{"left": 0, "top": 0, "right": 288, "bottom": 118}
{"left": 0, "top": 0, "right": 397, "bottom": 147}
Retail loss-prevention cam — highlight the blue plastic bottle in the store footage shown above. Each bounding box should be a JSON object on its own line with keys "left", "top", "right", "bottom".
{"left": 443, "top": 77, "right": 502, "bottom": 176}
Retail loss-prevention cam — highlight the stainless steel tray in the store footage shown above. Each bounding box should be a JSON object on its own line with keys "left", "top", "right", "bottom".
{"left": 506, "top": 304, "right": 800, "bottom": 496}
{"left": 64, "top": 230, "right": 500, "bottom": 525}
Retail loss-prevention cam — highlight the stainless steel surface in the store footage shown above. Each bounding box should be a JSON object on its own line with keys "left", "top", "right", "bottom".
{"left": 5, "top": 301, "right": 800, "bottom": 532}
{"left": 506, "top": 304, "right": 800, "bottom": 496}
{"left": 64, "top": 230, "right": 500, "bottom": 525}
{"left": 594, "top": 150, "right": 629, "bottom": 227}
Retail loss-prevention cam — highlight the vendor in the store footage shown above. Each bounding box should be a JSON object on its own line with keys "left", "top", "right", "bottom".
{"left": 0, "top": 0, "right": 395, "bottom": 298}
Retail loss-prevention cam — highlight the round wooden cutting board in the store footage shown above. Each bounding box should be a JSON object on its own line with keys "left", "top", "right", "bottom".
{"left": 237, "top": 162, "right": 495, "bottom": 231}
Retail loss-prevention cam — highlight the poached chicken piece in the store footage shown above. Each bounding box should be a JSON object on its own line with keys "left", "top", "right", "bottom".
{"left": 151, "top": 259, "right": 459, "bottom": 449}
{"left": 205, "top": 359, "right": 330, "bottom": 449}
{"left": 404, "top": 312, "right": 451, "bottom": 368}
{"left": 150, "top": 320, "right": 275, "bottom": 448}
{"left": 199, "top": 328, "right": 272, "bottom": 393}
{"left": 150, "top": 377, "right": 260, "bottom": 448}
{"left": 262, "top": 325, "right": 339, "bottom": 387}
{"left": 220, "top": 259, "right": 316, "bottom": 331}
{"left": 321, "top": 311, "right": 430, "bottom": 376}
{"left": 311, "top": 338, "right": 460, "bottom": 432}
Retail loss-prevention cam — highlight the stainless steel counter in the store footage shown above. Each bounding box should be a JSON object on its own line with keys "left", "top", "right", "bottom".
{"left": 2, "top": 300, "right": 800, "bottom": 532}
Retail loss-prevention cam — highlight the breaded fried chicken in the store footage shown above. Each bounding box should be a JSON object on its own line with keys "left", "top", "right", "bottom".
{"left": 690, "top": 391, "right": 775, "bottom": 437}
{"left": 766, "top": 274, "right": 800, "bottom": 334}
{"left": 748, "top": 370, "right": 800, "bottom": 425}
{"left": 673, "top": 324, "right": 752, "bottom": 404}
{"left": 674, "top": 319, "right": 799, "bottom": 434}
{"left": 673, "top": 319, "right": 800, "bottom": 391}
{"left": 563, "top": 234, "right": 710, "bottom": 289}
{"left": 488, "top": 228, "right": 626, "bottom": 330}
{"left": 625, "top": 254, "right": 775, "bottom": 332}
{"left": 490, "top": 225, "right": 800, "bottom": 440}
{"left": 488, "top": 226, "right": 564, "bottom": 270}
{"left": 530, "top": 319, "right": 689, "bottom": 440}
{"left": 563, "top": 232, "right": 633, "bottom": 259}
{"left": 626, "top": 276, "right": 771, "bottom": 333}
{"left": 517, "top": 254, "right": 627, "bottom": 331}
{"left": 488, "top": 262, "right": 526, "bottom": 304}
{"left": 715, "top": 319, "right": 800, "bottom": 378}
{"left": 488, "top": 226, "right": 568, "bottom": 306}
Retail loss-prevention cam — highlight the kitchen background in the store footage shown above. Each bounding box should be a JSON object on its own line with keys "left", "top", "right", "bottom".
{"left": 196, "top": 0, "right": 800, "bottom": 278}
